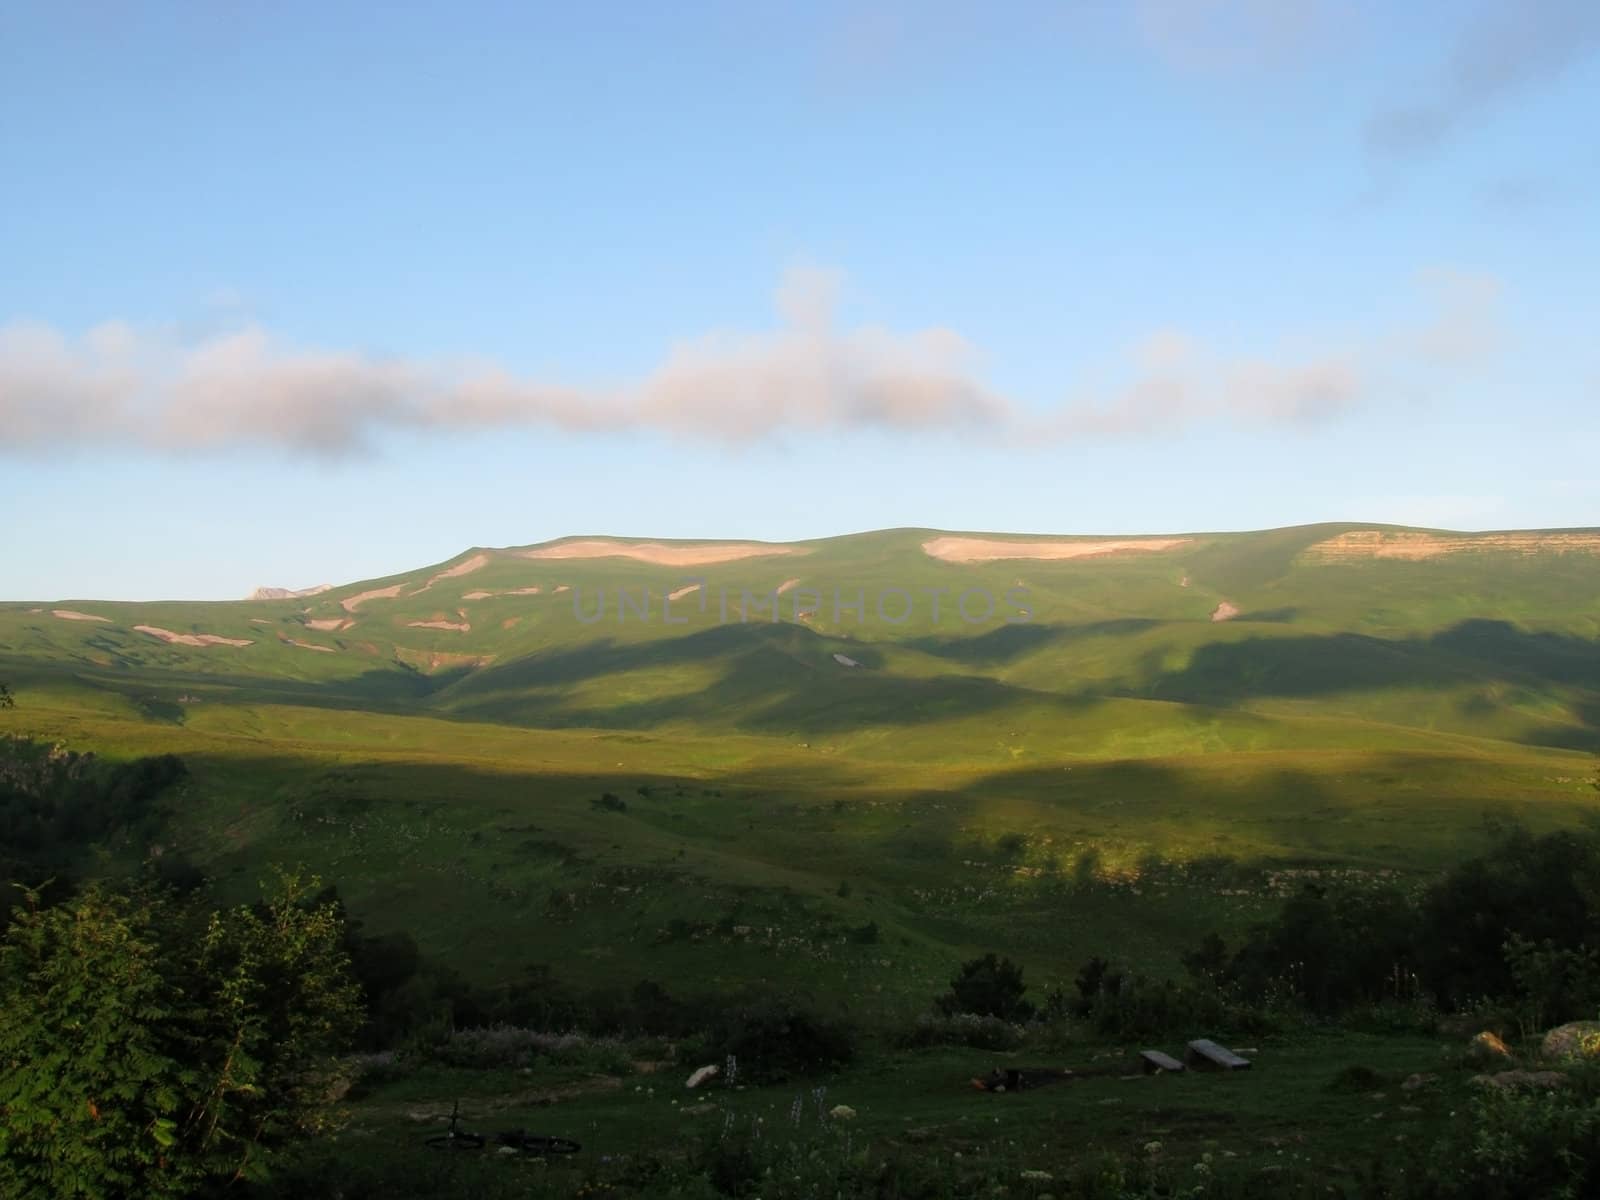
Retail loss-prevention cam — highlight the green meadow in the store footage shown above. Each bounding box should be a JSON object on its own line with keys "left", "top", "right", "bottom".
{"left": 6, "top": 523, "right": 1600, "bottom": 1197}
{"left": 3, "top": 523, "right": 1597, "bottom": 1002}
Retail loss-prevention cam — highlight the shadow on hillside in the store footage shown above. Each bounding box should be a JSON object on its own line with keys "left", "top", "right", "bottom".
{"left": 906, "top": 619, "right": 1160, "bottom": 665}
{"left": 1108, "top": 620, "right": 1600, "bottom": 740}
{"left": 14, "top": 658, "right": 444, "bottom": 717}
{"left": 941, "top": 749, "right": 1572, "bottom": 863}
{"left": 1233, "top": 607, "right": 1300, "bottom": 623}
{"left": 437, "top": 621, "right": 1094, "bottom": 735}
{"left": 392, "top": 617, "right": 1600, "bottom": 748}
{"left": 17, "top": 614, "right": 1599, "bottom": 752}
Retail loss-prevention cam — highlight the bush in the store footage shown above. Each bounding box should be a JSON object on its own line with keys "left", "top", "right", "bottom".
{"left": 935, "top": 952, "right": 1035, "bottom": 1021}
{"left": 1086, "top": 974, "right": 1219, "bottom": 1041}
{"left": 1406, "top": 1077, "right": 1600, "bottom": 1199}
{"left": 701, "top": 998, "right": 856, "bottom": 1083}
{"left": 1418, "top": 826, "right": 1600, "bottom": 1010}
{"left": 0, "top": 871, "right": 360, "bottom": 1199}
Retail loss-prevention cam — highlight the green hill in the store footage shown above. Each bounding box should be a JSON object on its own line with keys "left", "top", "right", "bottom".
{"left": 4, "top": 524, "right": 1598, "bottom": 1002}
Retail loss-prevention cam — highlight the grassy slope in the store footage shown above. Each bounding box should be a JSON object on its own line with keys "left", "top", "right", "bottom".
{"left": 333, "top": 1031, "right": 1477, "bottom": 1198}
{"left": 2, "top": 524, "right": 1598, "bottom": 1001}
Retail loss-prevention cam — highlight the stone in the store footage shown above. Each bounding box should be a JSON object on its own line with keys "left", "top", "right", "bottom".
{"left": 1541, "top": 1021, "right": 1600, "bottom": 1062}
{"left": 1465, "top": 1031, "right": 1514, "bottom": 1065}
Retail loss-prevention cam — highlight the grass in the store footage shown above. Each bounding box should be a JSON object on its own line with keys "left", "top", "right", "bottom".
{"left": 290, "top": 1026, "right": 1489, "bottom": 1198}
{"left": 6, "top": 524, "right": 1600, "bottom": 1195}
{"left": 1, "top": 523, "right": 1598, "bottom": 998}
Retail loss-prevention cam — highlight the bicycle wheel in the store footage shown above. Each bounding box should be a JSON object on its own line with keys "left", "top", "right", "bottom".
{"left": 425, "top": 1132, "right": 487, "bottom": 1151}
{"left": 496, "top": 1132, "right": 581, "bottom": 1155}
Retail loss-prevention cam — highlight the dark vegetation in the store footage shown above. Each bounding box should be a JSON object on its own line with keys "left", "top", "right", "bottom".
{"left": 5, "top": 730, "right": 1600, "bottom": 1197}
{"left": 0, "top": 872, "right": 359, "bottom": 1199}
{"left": 0, "top": 733, "right": 191, "bottom": 918}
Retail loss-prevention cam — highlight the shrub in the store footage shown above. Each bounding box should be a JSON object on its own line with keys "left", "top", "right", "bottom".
{"left": 1073, "top": 954, "right": 1124, "bottom": 1016}
{"left": 1407, "top": 1080, "right": 1600, "bottom": 1199}
{"left": 0, "top": 871, "right": 360, "bottom": 1199}
{"left": 935, "top": 952, "right": 1036, "bottom": 1021}
{"left": 1418, "top": 826, "right": 1600, "bottom": 1009}
{"left": 702, "top": 998, "right": 856, "bottom": 1083}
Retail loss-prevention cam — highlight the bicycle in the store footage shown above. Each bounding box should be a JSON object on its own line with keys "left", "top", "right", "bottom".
{"left": 424, "top": 1101, "right": 582, "bottom": 1156}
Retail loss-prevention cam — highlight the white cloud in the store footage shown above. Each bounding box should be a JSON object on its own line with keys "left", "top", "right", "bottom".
{"left": 0, "top": 265, "right": 1499, "bottom": 456}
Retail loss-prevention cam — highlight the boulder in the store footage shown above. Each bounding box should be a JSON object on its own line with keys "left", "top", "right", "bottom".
{"left": 1541, "top": 1021, "right": 1600, "bottom": 1062}
{"left": 1465, "top": 1031, "right": 1515, "bottom": 1065}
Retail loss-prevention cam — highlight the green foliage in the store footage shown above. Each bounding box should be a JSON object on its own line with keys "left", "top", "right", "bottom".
{"left": 0, "top": 871, "right": 360, "bottom": 1199}
{"left": 0, "top": 738, "right": 188, "bottom": 908}
{"left": 694, "top": 997, "right": 856, "bottom": 1083}
{"left": 1183, "top": 931, "right": 1230, "bottom": 984}
{"left": 590, "top": 791, "right": 626, "bottom": 813}
{"left": 1418, "top": 826, "right": 1600, "bottom": 1008}
{"left": 1074, "top": 954, "right": 1125, "bottom": 1016}
{"left": 0, "top": 681, "right": 13, "bottom": 709}
{"left": 0, "top": 886, "right": 194, "bottom": 1199}
{"left": 1503, "top": 934, "right": 1600, "bottom": 1037}
{"left": 1227, "top": 882, "right": 1421, "bottom": 1014}
{"left": 1407, "top": 1075, "right": 1600, "bottom": 1199}
{"left": 1087, "top": 973, "right": 1226, "bottom": 1041}
{"left": 1208, "top": 826, "right": 1600, "bottom": 1022}
{"left": 935, "top": 952, "right": 1035, "bottom": 1021}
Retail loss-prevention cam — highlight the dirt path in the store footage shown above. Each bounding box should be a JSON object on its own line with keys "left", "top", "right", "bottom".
{"left": 520, "top": 539, "right": 799, "bottom": 566}
{"left": 923, "top": 536, "right": 1192, "bottom": 562}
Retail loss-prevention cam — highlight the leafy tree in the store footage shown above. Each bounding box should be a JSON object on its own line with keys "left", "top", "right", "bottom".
{"left": 705, "top": 996, "right": 856, "bottom": 1082}
{"left": 1503, "top": 934, "right": 1600, "bottom": 1037}
{"left": 1182, "top": 933, "right": 1230, "bottom": 986}
{"left": 1225, "top": 883, "right": 1420, "bottom": 1014}
{"left": 0, "top": 886, "right": 188, "bottom": 1198}
{"left": 0, "top": 739, "right": 187, "bottom": 912}
{"left": 937, "top": 952, "right": 1035, "bottom": 1021}
{"left": 1417, "top": 827, "right": 1600, "bottom": 1008}
{"left": 1073, "top": 954, "right": 1124, "bottom": 1016}
{"left": 0, "top": 870, "right": 360, "bottom": 1199}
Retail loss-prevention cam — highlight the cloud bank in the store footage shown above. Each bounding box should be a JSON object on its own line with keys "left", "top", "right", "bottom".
{"left": 0, "top": 265, "right": 1492, "bottom": 456}
{"left": 1366, "top": 0, "right": 1600, "bottom": 158}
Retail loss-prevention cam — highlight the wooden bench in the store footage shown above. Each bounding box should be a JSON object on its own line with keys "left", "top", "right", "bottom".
{"left": 1186, "top": 1039, "right": 1251, "bottom": 1071}
{"left": 1140, "top": 1050, "right": 1186, "bottom": 1074}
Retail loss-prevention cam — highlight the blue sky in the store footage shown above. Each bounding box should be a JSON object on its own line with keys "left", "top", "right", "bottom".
{"left": 2, "top": 0, "right": 1597, "bottom": 599}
